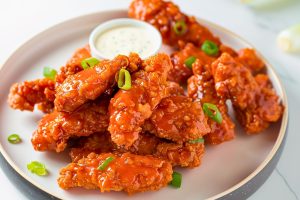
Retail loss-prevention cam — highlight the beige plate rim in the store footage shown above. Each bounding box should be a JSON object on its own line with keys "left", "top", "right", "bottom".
{"left": 0, "top": 9, "right": 289, "bottom": 200}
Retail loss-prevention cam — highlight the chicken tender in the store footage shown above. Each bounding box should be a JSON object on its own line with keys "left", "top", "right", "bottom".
{"left": 8, "top": 78, "right": 55, "bottom": 113}
{"left": 56, "top": 45, "right": 91, "bottom": 85}
{"left": 70, "top": 132, "right": 204, "bottom": 168}
{"left": 188, "top": 59, "right": 235, "bottom": 144}
{"left": 58, "top": 152, "right": 172, "bottom": 194}
{"left": 32, "top": 99, "right": 109, "bottom": 152}
{"left": 155, "top": 142, "right": 205, "bottom": 168}
{"left": 108, "top": 54, "right": 172, "bottom": 148}
{"left": 55, "top": 54, "right": 139, "bottom": 112}
{"left": 236, "top": 48, "right": 265, "bottom": 73}
{"left": 212, "top": 53, "right": 283, "bottom": 133}
{"left": 129, "top": 0, "right": 220, "bottom": 48}
{"left": 170, "top": 43, "right": 215, "bottom": 83}
{"left": 144, "top": 96, "right": 210, "bottom": 143}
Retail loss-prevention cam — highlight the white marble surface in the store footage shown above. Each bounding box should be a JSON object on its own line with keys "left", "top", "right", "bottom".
{"left": 0, "top": 0, "right": 299, "bottom": 199}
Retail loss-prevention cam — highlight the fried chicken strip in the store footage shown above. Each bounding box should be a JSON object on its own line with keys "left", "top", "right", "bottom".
{"left": 58, "top": 152, "right": 172, "bottom": 194}
{"left": 8, "top": 45, "right": 93, "bottom": 113}
{"left": 169, "top": 43, "right": 215, "bottom": 83}
{"left": 169, "top": 43, "right": 262, "bottom": 83}
{"left": 70, "top": 132, "right": 205, "bottom": 168}
{"left": 212, "top": 53, "right": 283, "bottom": 133}
{"left": 8, "top": 78, "right": 55, "bottom": 113}
{"left": 129, "top": 0, "right": 220, "bottom": 48}
{"left": 188, "top": 59, "right": 235, "bottom": 144}
{"left": 143, "top": 96, "right": 210, "bottom": 143}
{"left": 55, "top": 45, "right": 91, "bottom": 85}
{"left": 32, "top": 99, "right": 109, "bottom": 152}
{"left": 55, "top": 54, "right": 141, "bottom": 112}
{"left": 108, "top": 53, "right": 172, "bottom": 148}
{"left": 236, "top": 48, "right": 265, "bottom": 73}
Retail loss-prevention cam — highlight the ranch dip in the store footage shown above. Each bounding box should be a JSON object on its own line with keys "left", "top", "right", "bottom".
{"left": 95, "top": 25, "right": 156, "bottom": 59}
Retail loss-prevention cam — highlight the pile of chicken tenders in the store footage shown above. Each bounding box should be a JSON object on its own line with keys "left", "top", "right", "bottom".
{"left": 7, "top": 0, "right": 283, "bottom": 195}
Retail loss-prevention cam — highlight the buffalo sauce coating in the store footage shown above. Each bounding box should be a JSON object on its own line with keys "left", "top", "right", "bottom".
{"left": 108, "top": 54, "right": 172, "bottom": 148}
{"left": 56, "top": 45, "right": 91, "bottom": 85}
{"left": 143, "top": 96, "right": 210, "bottom": 143}
{"left": 70, "top": 132, "right": 205, "bottom": 168}
{"left": 128, "top": 0, "right": 220, "bottom": 48}
{"left": 169, "top": 43, "right": 215, "bottom": 83}
{"left": 55, "top": 55, "right": 131, "bottom": 112}
{"left": 236, "top": 48, "right": 265, "bottom": 73}
{"left": 212, "top": 53, "right": 283, "bottom": 133}
{"left": 31, "top": 99, "right": 109, "bottom": 152}
{"left": 187, "top": 59, "right": 235, "bottom": 144}
{"left": 58, "top": 152, "right": 173, "bottom": 194}
{"left": 8, "top": 78, "right": 55, "bottom": 113}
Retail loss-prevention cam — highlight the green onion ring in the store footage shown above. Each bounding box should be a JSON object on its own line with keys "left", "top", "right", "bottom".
{"left": 117, "top": 69, "right": 132, "bottom": 90}
{"left": 203, "top": 103, "right": 223, "bottom": 124}
{"left": 43, "top": 67, "right": 57, "bottom": 80}
{"left": 7, "top": 134, "right": 21, "bottom": 144}
{"left": 27, "top": 161, "right": 48, "bottom": 176}
{"left": 201, "top": 40, "right": 219, "bottom": 56}
{"left": 173, "top": 20, "right": 187, "bottom": 35}
{"left": 81, "top": 57, "right": 100, "bottom": 70}
{"left": 170, "top": 171, "right": 182, "bottom": 188}
{"left": 98, "top": 156, "right": 115, "bottom": 170}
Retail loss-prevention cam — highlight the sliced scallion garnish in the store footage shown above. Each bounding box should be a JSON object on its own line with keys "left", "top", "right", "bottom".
{"left": 201, "top": 40, "right": 219, "bottom": 56}
{"left": 81, "top": 57, "right": 100, "bottom": 69}
{"left": 184, "top": 56, "right": 196, "bottom": 69}
{"left": 98, "top": 156, "right": 115, "bottom": 170}
{"left": 43, "top": 67, "right": 57, "bottom": 80}
{"left": 117, "top": 69, "right": 131, "bottom": 90}
{"left": 170, "top": 171, "right": 182, "bottom": 188}
{"left": 173, "top": 20, "right": 187, "bottom": 35}
{"left": 189, "top": 138, "right": 204, "bottom": 144}
{"left": 27, "top": 161, "right": 48, "bottom": 176}
{"left": 203, "top": 103, "right": 223, "bottom": 124}
{"left": 7, "top": 134, "right": 21, "bottom": 144}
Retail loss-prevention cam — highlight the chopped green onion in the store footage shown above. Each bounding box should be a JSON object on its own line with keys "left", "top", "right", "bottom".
{"left": 7, "top": 134, "right": 21, "bottom": 144}
{"left": 201, "top": 40, "right": 219, "bottom": 56}
{"left": 98, "top": 156, "right": 115, "bottom": 170}
{"left": 184, "top": 56, "right": 196, "bottom": 69}
{"left": 277, "top": 24, "right": 300, "bottom": 53}
{"left": 170, "top": 172, "right": 182, "bottom": 188}
{"left": 173, "top": 20, "right": 187, "bottom": 35}
{"left": 203, "top": 103, "right": 223, "bottom": 124}
{"left": 189, "top": 138, "right": 204, "bottom": 144}
{"left": 43, "top": 67, "right": 57, "bottom": 80}
{"left": 81, "top": 57, "right": 100, "bottom": 69}
{"left": 117, "top": 69, "right": 131, "bottom": 90}
{"left": 27, "top": 161, "right": 48, "bottom": 176}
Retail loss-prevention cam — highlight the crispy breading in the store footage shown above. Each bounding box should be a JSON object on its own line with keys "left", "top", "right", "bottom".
{"left": 188, "top": 59, "right": 235, "bottom": 144}
{"left": 144, "top": 96, "right": 210, "bottom": 143}
{"left": 108, "top": 54, "right": 172, "bottom": 148}
{"left": 58, "top": 152, "right": 172, "bottom": 194}
{"left": 70, "top": 132, "right": 205, "bottom": 168}
{"left": 32, "top": 99, "right": 109, "bottom": 152}
{"left": 212, "top": 53, "right": 283, "bottom": 133}
{"left": 8, "top": 78, "right": 55, "bottom": 113}
{"left": 129, "top": 0, "right": 220, "bottom": 48}
{"left": 56, "top": 45, "right": 91, "bottom": 85}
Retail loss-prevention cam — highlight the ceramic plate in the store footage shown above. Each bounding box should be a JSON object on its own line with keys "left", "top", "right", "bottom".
{"left": 0, "top": 10, "right": 288, "bottom": 200}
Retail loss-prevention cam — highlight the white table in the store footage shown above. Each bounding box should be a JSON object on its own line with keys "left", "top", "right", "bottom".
{"left": 0, "top": 0, "right": 299, "bottom": 199}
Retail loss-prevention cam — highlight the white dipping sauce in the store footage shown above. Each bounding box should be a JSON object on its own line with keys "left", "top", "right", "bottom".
{"left": 95, "top": 26, "right": 156, "bottom": 59}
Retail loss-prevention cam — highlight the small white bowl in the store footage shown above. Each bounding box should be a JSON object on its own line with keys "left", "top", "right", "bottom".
{"left": 89, "top": 18, "right": 162, "bottom": 59}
